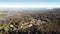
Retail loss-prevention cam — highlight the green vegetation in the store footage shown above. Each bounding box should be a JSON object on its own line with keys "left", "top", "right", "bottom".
{"left": 0, "top": 10, "right": 60, "bottom": 34}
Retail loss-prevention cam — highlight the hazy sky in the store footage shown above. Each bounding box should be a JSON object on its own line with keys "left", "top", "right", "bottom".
{"left": 0, "top": 0, "right": 60, "bottom": 8}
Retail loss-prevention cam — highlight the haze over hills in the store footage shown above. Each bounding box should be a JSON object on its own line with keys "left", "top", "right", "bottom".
{"left": 0, "top": 8, "right": 59, "bottom": 18}
{"left": 0, "top": 8, "right": 60, "bottom": 19}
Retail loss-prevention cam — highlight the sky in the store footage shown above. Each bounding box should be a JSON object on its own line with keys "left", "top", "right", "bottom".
{"left": 0, "top": 0, "right": 60, "bottom": 8}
